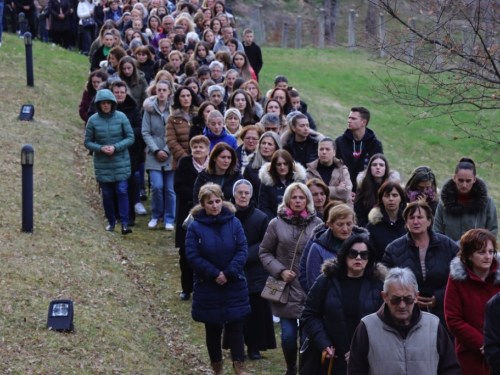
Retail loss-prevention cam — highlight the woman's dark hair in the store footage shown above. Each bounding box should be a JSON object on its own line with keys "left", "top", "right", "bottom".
{"left": 327, "top": 235, "right": 377, "bottom": 280}
{"left": 322, "top": 200, "right": 348, "bottom": 223}
{"left": 355, "top": 153, "right": 390, "bottom": 211}
{"left": 306, "top": 178, "right": 330, "bottom": 208}
{"left": 86, "top": 70, "right": 109, "bottom": 95}
{"left": 454, "top": 157, "right": 476, "bottom": 176}
{"left": 131, "top": 31, "right": 149, "bottom": 46}
{"left": 274, "top": 75, "right": 288, "bottom": 86}
{"left": 118, "top": 56, "right": 140, "bottom": 85}
{"left": 268, "top": 149, "right": 295, "bottom": 185}
{"left": 134, "top": 45, "right": 154, "bottom": 60}
{"left": 233, "top": 77, "right": 245, "bottom": 91}
{"left": 403, "top": 201, "right": 434, "bottom": 229}
{"left": 263, "top": 99, "right": 286, "bottom": 128}
{"left": 210, "top": 16, "right": 222, "bottom": 33}
{"left": 405, "top": 166, "right": 437, "bottom": 199}
{"left": 233, "top": 51, "right": 253, "bottom": 81}
{"left": 185, "top": 76, "right": 200, "bottom": 92}
{"left": 197, "top": 101, "right": 215, "bottom": 121}
{"left": 172, "top": 86, "right": 200, "bottom": 110}
{"left": 147, "top": 14, "right": 161, "bottom": 30}
{"left": 227, "top": 89, "right": 256, "bottom": 126}
{"left": 215, "top": 51, "right": 232, "bottom": 71}
{"left": 207, "top": 142, "right": 237, "bottom": 175}
{"left": 459, "top": 228, "right": 498, "bottom": 269}
{"left": 269, "top": 87, "right": 293, "bottom": 115}
{"left": 98, "top": 20, "right": 118, "bottom": 41}
{"left": 376, "top": 181, "right": 407, "bottom": 210}
{"left": 192, "top": 41, "right": 211, "bottom": 61}
{"left": 108, "top": 46, "right": 127, "bottom": 65}
{"left": 184, "top": 61, "right": 200, "bottom": 78}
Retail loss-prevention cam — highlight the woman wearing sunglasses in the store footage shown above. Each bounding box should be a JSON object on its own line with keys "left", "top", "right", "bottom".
{"left": 381, "top": 201, "right": 458, "bottom": 331}
{"left": 301, "top": 235, "right": 385, "bottom": 375}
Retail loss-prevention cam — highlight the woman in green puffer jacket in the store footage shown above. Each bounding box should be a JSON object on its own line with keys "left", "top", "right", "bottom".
{"left": 84, "top": 89, "right": 135, "bottom": 234}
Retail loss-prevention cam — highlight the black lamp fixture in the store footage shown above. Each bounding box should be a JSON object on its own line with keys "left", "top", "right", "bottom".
{"left": 47, "top": 300, "right": 74, "bottom": 332}
{"left": 19, "top": 104, "right": 35, "bottom": 121}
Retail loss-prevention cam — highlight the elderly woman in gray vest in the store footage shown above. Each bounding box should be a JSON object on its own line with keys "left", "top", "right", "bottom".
{"left": 348, "top": 267, "right": 460, "bottom": 374}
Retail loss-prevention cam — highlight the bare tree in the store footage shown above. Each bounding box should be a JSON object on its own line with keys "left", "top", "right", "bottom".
{"left": 370, "top": 0, "right": 500, "bottom": 146}
{"left": 324, "top": 0, "right": 341, "bottom": 45}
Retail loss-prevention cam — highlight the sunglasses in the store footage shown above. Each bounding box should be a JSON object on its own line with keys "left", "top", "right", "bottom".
{"left": 347, "top": 249, "right": 369, "bottom": 260}
{"left": 388, "top": 296, "right": 415, "bottom": 305}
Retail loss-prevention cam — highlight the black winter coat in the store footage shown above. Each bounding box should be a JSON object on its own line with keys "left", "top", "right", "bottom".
{"left": 484, "top": 292, "right": 500, "bottom": 370}
{"left": 301, "top": 259, "right": 385, "bottom": 375}
{"left": 188, "top": 115, "right": 205, "bottom": 145}
{"left": 283, "top": 133, "right": 320, "bottom": 168}
{"left": 13, "top": 0, "right": 35, "bottom": 11}
{"left": 234, "top": 203, "right": 270, "bottom": 294}
{"left": 138, "top": 59, "right": 155, "bottom": 84}
{"left": 242, "top": 160, "right": 261, "bottom": 205}
{"left": 365, "top": 207, "right": 407, "bottom": 262}
{"left": 117, "top": 95, "right": 144, "bottom": 172}
{"left": 48, "top": 0, "right": 71, "bottom": 32}
{"left": 174, "top": 155, "right": 200, "bottom": 248}
{"left": 334, "top": 128, "right": 383, "bottom": 192}
{"left": 381, "top": 230, "right": 459, "bottom": 327}
{"left": 90, "top": 44, "right": 107, "bottom": 72}
{"left": 193, "top": 169, "right": 243, "bottom": 205}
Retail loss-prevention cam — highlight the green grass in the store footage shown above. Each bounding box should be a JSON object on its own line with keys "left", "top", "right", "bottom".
{"left": 0, "top": 32, "right": 499, "bottom": 375}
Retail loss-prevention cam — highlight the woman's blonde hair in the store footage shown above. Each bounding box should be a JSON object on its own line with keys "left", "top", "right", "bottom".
{"left": 278, "top": 182, "right": 315, "bottom": 214}
{"left": 199, "top": 182, "right": 224, "bottom": 205}
{"left": 327, "top": 204, "right": 355, "bottom": 225}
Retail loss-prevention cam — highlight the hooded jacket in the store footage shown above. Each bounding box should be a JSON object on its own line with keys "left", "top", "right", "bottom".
{"left": 203, "top": 127, "right": 238, "bottom": 151}
{"left": 281, "top": 128, "right": 323, "bottom": 168}
{"left": 366, "top": 206, "right": 407, "bottom": 262}
{"left": 382, "top": 230, "right": 458, "bottom": 329}
{"left": 334, "top": 128, "right": 383, "bottom": 192}
{"left": 434, "top": 178, "right": 498, "bottom": 241}
{"left": 185, "top": 202, "right": 250, "bottom": 325}
{"left": 306, "top": 158, "right": 352, "bottom": 205}
{"left": 445, "top": 255, "right": 500, "bottom": 375}
{"left": 305, "top": 226, "right": 369, "bottom": 290}
{"left": 259, "top": 209, "right": 323, "bottom": 319}
{"left": 257, "top": 161, "right": 307, "bottom": 220}
{"left": 301, "top": 261, "right": 386, "bottom": 375}
{"left": 84, "top": 89, "right": 134, "bottom": 183}
{"left": 142, "top": 95, "right": 172, "bottom": 172}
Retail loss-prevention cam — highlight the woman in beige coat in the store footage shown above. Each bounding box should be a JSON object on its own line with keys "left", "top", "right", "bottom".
{"left": 259, "top": 183, "right": 323, "bottom": 375}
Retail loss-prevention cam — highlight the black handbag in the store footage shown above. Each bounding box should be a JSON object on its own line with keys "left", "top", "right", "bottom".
{"left": 82, "top": 17, "right": 96, "bottom": 28}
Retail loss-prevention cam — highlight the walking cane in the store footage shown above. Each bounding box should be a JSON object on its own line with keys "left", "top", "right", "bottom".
{"left": 321, "top": 349, "right": 335, "bottom": 375}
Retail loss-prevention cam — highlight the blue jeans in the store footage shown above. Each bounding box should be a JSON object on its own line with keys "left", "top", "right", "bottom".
{"left": 100, "top": 180, "right": 129, "bottom": 226}
{"left": 280, "top": 318, "right": 299, "bottom": 349}
{"left": 0, "top": 1, "right": 4, "bottom": 42}
{"left": 149, "top": 170, "right": 176, "bottom": 224}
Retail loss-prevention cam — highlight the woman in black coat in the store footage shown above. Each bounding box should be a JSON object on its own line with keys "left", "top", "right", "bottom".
{"left": 193, "top": 142, "right": 242, "bottom": 205}
{"left": 366, "top": 181, "right": 407, "bottom": 262}
{"left": 173, "top": 135, "right": 210, "bottom": 301}
{"left": 188, "top": 102, "right": 216, "bottom": 144}
{"left": 231, "top": 179, "right": 276, "bottom": 360}
{"left": 301, "top": 235, "right": 385, "bottom": 375}
{"left": 381, "top": 201, "right": 459, "bottom": 330}
{"left": 48, "top": 0, "right": 72, "bottom": 48}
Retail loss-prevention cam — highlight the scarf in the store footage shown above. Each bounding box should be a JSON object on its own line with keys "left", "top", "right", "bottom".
{"left": 193, "top": 156, "right": 209, "bottom": 173}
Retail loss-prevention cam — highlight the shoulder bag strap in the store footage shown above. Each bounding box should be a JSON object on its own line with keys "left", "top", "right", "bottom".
{"left": 290, "top": 226, "right": 306, "bottom": 271}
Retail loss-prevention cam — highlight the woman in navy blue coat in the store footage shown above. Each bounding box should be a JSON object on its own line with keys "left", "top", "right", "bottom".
{"left": 301, "top": 235, "right": 385, "bottom": 375}
{"left": 185, "top": 183, "right": 251, "bottom": 374}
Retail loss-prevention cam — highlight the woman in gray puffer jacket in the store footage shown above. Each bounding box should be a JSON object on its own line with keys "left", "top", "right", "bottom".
{"left": 259, "top": 182, "right": 322, "bottom": 375}
{"left": 142, "top": 80, "right": 175, "bottom": 230}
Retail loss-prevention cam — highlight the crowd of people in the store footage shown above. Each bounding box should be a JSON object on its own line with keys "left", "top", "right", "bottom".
{"left": 7, "top": 0, "right": 500, "bottom": 373}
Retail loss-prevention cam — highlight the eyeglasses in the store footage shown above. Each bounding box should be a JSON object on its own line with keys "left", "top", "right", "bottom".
{"left": 388, "top": 296, "right": 415, "bottom": 305}
{"left": 244, "top": 137, "right": 259, "bottom": 142}
{"left": 347, "top": 249, "right": 369, "bottom": 260}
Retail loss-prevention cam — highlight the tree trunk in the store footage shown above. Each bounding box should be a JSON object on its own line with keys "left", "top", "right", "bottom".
{"left": 366, "top": 0, "right": 379, "bottom": 36}
{"left": 324, "top": 0, "right": 340, "bottom": 45}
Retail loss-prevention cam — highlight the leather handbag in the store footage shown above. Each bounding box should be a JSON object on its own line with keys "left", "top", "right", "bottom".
{"left": 261, "top": 227, "right": 305, "bottom": 304}
{"left": 82, "top": 17, "right": 96, "bottom": 28}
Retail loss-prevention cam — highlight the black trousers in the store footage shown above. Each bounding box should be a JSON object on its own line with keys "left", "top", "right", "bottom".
{"left": 178, "top": 247, "right": 193, "bottom": 294}
{"left": 205, "top": 319, "right": 245, "bottom": 363}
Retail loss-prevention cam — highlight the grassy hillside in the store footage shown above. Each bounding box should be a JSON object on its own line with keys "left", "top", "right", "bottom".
{"left": 0, "top": 33, "right": 498, "bottom": 375}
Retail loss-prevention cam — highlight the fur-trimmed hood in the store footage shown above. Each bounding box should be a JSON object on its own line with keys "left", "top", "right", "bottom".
{"left": 321, "top": 259, "right": 388, "bottom": 281}
{"left": 280, "top": 128, "right": 324, "bottom": 146}
{"left": 169, "top": 106, "right": 198, "bottom": 118}
{"left": 190, "top": 200, "right": 236, "bottom": 218}
{"left": 449, "top": 254, "right": 500, "bottom": 285}
{"left": 258, "top": 161, "right": 307, "bottom": 187}
{"left": 356, "top": 169, "right": 401, "bottom": 190}
{"left": 254, "top": 102, "right": 264, "bottom": 119}
{"left": 440, "top": 177, "right": 490, "bottom": 216}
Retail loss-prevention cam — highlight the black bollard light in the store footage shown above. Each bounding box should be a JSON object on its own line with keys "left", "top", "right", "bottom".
{"left": 18, "top": 12, "right": 26, "bottom": 37}
{"left": 24, "top": 32, "right": 34, "bottom": 87}
{"left": 21, "top": 145, "right": 34, "bottom": 233}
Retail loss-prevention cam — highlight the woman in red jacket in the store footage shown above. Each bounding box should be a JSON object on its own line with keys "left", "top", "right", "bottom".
{"left": 445, "top": 228, "right": 500, "bottom": 375}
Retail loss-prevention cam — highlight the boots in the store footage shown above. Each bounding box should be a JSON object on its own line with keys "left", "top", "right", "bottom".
{"left": 282, "top": 347, "right": 298, "bottom": 375}
{"left": 233, "top": 361, "right": 249, "bottom": 375}
{"left": 211, "top": 360, "right": 223, "bottom": 375}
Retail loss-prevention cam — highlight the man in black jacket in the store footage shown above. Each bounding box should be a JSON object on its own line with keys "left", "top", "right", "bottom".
{"left": 335, "top": 106, "right": 383, "bottom": 194}
{"left": 484, "top": 292, "right": 500, "bottom": 371}
{"left": 13, "top": 0, "right": 36, "bottom": 37}
{"left": 242, "top": 29, "right": 263, "bottom": 81}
